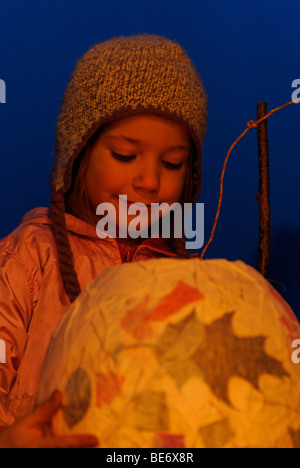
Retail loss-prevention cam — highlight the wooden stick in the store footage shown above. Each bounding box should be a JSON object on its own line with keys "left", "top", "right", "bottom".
{"left": 256, "top": 102, "right": 271, "bottom": 277}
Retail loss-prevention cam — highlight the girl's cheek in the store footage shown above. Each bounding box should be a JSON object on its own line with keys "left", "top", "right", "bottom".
{"left": 171, "top": 172, "right": 186, "bottom": 196}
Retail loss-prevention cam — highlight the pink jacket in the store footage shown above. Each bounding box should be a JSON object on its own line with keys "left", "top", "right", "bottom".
{"left": 0, "top": 207, "right": 182, "bottom": 425}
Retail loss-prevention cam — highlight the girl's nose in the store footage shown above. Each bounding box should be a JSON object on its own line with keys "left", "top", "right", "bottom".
{"left": 133, "top": 161, "right": 160, "bottom": 193}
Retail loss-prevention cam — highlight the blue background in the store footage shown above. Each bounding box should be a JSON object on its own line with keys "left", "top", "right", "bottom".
{"left": 0, "top": 0, "right": 299, "bottom": 317}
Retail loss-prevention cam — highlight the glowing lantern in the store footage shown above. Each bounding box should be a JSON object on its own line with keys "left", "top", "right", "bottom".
{"left": 37, "top": 258, "right": 300, "bottom": 448}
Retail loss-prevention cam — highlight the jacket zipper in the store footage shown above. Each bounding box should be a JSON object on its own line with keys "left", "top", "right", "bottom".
{"left": 126, "top": 250, "right": 134, "bottom": 262}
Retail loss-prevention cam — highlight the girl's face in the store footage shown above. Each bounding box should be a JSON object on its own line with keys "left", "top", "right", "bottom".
{"left": 85, "top": 113, "right": 191, "bottom": 240}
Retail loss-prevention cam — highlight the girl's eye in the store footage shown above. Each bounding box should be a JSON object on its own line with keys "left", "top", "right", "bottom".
{"left": 111, "top": 151, "right": 136, "bottom": 162}
{"left": 111, "top": 151, "right": 183, "bottom": 170}
{"left": 163, "top": 161, "right": 183, "bottom": 170}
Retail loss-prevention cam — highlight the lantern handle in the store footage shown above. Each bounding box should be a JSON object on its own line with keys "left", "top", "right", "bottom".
{"left": 256, "top": 102, "right": 270, "bottom": 278}
{"left": 200, "top": 98, "right": 299, "bottom": 262}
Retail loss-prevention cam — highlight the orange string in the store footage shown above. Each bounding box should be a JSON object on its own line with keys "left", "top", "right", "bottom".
{"left": 200, "top": 97, "right": 300, "bottom": 260}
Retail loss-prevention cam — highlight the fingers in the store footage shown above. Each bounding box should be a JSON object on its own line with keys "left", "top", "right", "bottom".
{"left": 27, "top": 391, "right": 99, "bottom": 447}
{"left": 27, "top": 390, "right": 63, "bottom": 427}
{"left": 0, "top": 390, "right": 99, "bottom": 448}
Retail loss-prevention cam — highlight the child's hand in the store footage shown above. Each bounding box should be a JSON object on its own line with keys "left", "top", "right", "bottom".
{"left": 0, "top": 390, "right": 98, "bottom": 448}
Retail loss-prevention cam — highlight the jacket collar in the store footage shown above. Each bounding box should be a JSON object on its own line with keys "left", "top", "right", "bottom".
{"left": 21, "top": 207, "right": 194, "bottom": 259}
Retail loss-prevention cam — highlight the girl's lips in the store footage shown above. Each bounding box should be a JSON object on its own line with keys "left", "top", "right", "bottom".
{"left": 129, "top": 201, "right": 151, "bottom": 207}
{"left": 117, "top": 197, "right": 152, "bottom": 207}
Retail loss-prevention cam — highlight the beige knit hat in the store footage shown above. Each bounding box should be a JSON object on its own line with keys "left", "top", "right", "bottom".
{"left": 51, "top": 33, "right": 208, "bottom": 203}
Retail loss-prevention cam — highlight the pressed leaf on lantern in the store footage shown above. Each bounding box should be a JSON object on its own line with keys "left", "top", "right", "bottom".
{"left": 95, "top": 371, "right": 125, "bottom": 408}
{"left": 133, "top": 390, "right": 169, "bottom": 431}
{"left": 191, "top": 311, "right": 289, "bottom": 406}
{"left": 62, "top": 368, "right": 91, "bottom": 429}
{"left": 155, "top": 310, "right": 205, "bottom": 387}
{"left": 148, "top": 281, "right": 203, "bottom": 320}
{"left": 199, "top": 418, "right": 234, "bottom": 449}
{"left": 153, "top": 432, "right": 186, "bottom": 448}
{"left": 121, "top": 281, "right": 203, "bottom": 340}
{"left": 156, "top": 310, "right": 289, "bottom": 405}
{"left": 120, "top": 294, "right": 152, "bottom": 340}
{"left": 288, "top": 428, "right": 300, "bottom": 448}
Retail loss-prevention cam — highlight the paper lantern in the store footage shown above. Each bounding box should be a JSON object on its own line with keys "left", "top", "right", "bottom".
{"left": 37, "top": 258, "right": 300, "bottom": 448}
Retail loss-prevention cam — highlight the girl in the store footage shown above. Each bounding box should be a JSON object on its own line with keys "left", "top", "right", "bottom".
{"left": 0, "top": 34, "right": 207, "bottom": 447}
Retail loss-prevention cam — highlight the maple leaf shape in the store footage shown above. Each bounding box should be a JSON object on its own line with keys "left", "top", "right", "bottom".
{"left": 191, "top": 311, "right": 289, "bottom": 405}
{"left": 156, "top": 310, "right": 289, "bottom": 406}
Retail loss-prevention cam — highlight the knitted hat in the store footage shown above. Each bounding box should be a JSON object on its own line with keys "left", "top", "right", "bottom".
{"left": 50, "top": 34, "right": 208, "bottom": 304}
{"left": 51, "top": 33, "right": 208, "bottom": 203}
